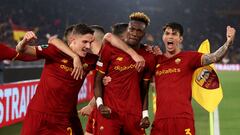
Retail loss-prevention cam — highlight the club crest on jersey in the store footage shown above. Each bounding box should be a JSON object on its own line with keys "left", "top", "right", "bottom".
{"left": 116, "top": 57, "right": 123, "bottom": 61}
{"left": 156, "top": 64, "right": 160, "bottom": 68}
{"left": 61, "top": 59, "right": 68, "bottom": 64}
{"left": 175, "top": 58, "right": 181, "bottom": 64}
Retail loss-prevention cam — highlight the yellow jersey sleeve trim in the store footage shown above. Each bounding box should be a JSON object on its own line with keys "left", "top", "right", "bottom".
{"left": 96, "top": 69, "right": 105, "bottom": 74}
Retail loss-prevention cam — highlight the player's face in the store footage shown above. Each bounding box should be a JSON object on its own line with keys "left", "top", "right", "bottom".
{"left": 70, "top": 34, "right": 94, "bottom": 57}
{"left": 120, "top": 30, "right": 127, "bottom": 40}
{"left": 126, "top": 21, "right": 146, "bottom": 46}
{"left": 162, "top": 27, "right": 183, "bottom": 54}
{"left": 89, "top": 32, "right": 102, "bottom": 52}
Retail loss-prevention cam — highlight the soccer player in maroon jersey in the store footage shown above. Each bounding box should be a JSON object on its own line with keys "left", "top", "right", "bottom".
{"left": 94, "top": 12, "right": 156, "bottom": 135}
{"left": 16, "top": 22, "right": 145, "bottom": 135}
{"left": 151, "top": 22, "right": 236, "bottom": 135}
{"left": 82, "top": 23, "right": 129, "bottom": 135}
{"left": 17, "top": 23, "right": 97, "bottom": 135}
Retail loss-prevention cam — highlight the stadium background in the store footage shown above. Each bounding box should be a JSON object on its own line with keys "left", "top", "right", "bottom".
{"left": 0, "top": 0, "right": 240, "bottom": 134}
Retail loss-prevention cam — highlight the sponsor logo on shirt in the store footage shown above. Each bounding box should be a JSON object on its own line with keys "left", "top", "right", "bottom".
{"left": 155, "top": 68, "right": 181, "bottom": 76}
{"left": 114, "top": 64, "right": 135, "bottom": 72}
{"left": 60, "top": 64, "right": 73, "bottom": 72}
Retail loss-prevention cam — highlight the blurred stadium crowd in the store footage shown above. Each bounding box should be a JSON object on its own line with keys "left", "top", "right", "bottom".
{"left": 0, "top": 0, "right": 239, "bottom": 68}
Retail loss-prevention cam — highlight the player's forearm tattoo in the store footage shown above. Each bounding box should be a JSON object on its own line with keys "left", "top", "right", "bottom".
{"left": 202, "top": 41, "right": 232, "bottom": 66}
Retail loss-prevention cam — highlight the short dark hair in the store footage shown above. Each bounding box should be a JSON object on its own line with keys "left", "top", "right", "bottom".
{"left": 63, "top": 24, "right": 75, "bottom": 42}
{"left": 72, "top": 23, "right": 94, "bottom": 35}
{"left": 111, "top": 23, "right": 128, "bottom": 36}
{"left": 162, "top": 22, "right": 184, "bottom": 36}
{"left": 90, "top": 25, "right": 105, "bottom": 33}
{"left": 90, "top": 25, "right": 105, "bottom": 41}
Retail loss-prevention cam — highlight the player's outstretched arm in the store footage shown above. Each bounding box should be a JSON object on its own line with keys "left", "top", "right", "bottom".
{"left": 48, "top": 38, "right": 83, "bottom": 80}
{"left": 103, "top": 33, "right": 145, "bottom": 72}
{"left": 202, "top": 26, "right": 236, "bottom": 66}
{"left": 94, "top": 71, "right": 111, "bottom": 118}
{"left": 16, "top": 31, "right": 37, "bottom": 56}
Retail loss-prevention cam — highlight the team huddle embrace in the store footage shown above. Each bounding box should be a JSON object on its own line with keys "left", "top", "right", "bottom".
{"left": 16, "top": 12, "right": 236, "bottom": 135}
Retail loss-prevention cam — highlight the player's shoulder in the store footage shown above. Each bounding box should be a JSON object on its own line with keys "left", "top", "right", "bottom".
{"left": 181, "top": 50, "right": 199, "bottom": 54}
{"left": 102, "top": 41, "right": 115, "bottom": 50}
{"left": 180, "top": 51, "right": 202, "bottom": 57}
{"left": 37, "top": 43, "right": 61, "bottom": 53}
{"left": 138, "top": 47, "right": 155, "bottom": 58}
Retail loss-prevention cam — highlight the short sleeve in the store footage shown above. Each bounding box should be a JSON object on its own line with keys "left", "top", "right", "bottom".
{"left": 187, "top": 51, "right": 203, "bottom": 69}
{"left": 143, "top": 53, "right": 157, "bottom": 81}
{"left": 35, "top": 43, "right": 61, "bottom": 60}
{"left": 95, "top": 42, "right": 113, "bottom": 74}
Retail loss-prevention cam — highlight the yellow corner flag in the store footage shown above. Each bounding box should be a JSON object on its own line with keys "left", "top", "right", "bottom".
{"left": 13, "top": 29, "right": 27, "bottom": 42}
{"left": 192, "top": 39, "right": 223, "bottom": 112}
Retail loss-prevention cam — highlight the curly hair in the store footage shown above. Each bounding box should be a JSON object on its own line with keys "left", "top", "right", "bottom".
{"left": 129, "top": 12, "right": 150, "bottom": 26}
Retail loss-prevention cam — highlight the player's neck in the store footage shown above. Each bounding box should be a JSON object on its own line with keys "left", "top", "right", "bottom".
{"left": 92, "top": 44, "right": 102, "bottom": 55}
{"left": 130, "top": 43, "right": 141, "bottom": 50}
{"left": 164, "top": 49, "right": 181, "bottom": 58}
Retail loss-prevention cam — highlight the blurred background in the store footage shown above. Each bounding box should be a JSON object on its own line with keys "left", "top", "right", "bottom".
{"left": 0, "top": 0, "right": 239, "bottom": 134}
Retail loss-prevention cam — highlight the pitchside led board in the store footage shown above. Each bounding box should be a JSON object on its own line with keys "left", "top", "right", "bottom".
{"left": 0, "top": 71, "right": 95, "bottom": 127}
{"left": 192, "top": 39, "right": 223, "bottom": 112}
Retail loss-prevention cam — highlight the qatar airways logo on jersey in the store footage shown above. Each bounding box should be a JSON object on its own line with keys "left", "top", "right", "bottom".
{"left": 155, "top": 68, "right": 181, "bottom": 76}
{"left": 114, "top": 64, "right": 135, "bottom": 72}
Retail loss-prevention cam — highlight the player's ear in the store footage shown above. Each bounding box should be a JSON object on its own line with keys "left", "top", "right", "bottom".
{"left": 180, "top": 36, "right": 183, "bottom": 43}
{"left": 69, "top": 37, "right": 75, "bottom": 44}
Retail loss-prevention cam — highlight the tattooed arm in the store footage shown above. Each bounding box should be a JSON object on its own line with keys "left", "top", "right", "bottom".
{"left": 202, "top": 26, "right": 236, "bottom": 66}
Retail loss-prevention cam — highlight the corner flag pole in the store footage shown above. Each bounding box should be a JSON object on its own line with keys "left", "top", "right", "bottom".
{"left": 210, "top": 112, "right": 214, "bottom": 135}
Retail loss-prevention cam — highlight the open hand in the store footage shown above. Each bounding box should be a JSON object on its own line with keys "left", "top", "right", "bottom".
{"left": 78, "top": 104, "right": 94, "bottom": 116}
{"left": 71, "top": 56, "right": 83, "bottom": 80}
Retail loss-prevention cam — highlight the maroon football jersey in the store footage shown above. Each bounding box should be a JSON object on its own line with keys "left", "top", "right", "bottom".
{"left": 96, "top": 42, "right": 156, "bottom": 116}
{"left": 154, "top": 51, "right": 203, "bottom": 120}
{"left": 28, "top": 44, "right": 98, "bottom": 116}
